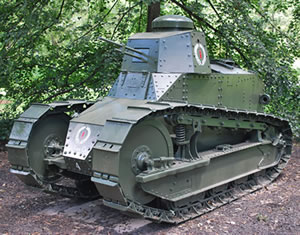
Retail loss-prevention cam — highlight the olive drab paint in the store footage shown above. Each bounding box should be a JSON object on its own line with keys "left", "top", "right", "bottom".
{"left": 6, "top": 15, "right": 292, "bottom": 223}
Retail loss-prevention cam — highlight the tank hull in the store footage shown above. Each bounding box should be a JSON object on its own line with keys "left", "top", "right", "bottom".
{"left": 6, "top": 14, "right": 293, "bottom": 223}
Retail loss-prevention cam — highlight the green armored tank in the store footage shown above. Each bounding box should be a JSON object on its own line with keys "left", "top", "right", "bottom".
{"left": 7, "top": 15, "right": 292, "bottom": 223}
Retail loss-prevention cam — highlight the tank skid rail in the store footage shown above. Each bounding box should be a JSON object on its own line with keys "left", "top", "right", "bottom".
{"left": 7, "top": 100, "right": 99, "bottom": 200}
{"left": 104, "top": 152, "right": 290, "bottom": 223}
{"left": 136, "top": 141, "right": 272, "bottom": 185}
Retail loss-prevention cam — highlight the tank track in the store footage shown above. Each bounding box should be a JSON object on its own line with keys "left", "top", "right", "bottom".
{"left": 11, "top": 160, "right": 99, "bottom": 200}
{"left": 29, "top": 170, "right": 99, "bottom": 200}
{"left": 101, "top": 104, "right": 292, "bottom": 223}
{"left": 7, "top": 100, "right": 99, "bottom": 200}
{"left": 107, "top": 154, "right": 290, "bottom": 223}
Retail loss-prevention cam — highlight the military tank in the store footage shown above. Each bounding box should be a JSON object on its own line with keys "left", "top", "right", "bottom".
{"left": 6, "top": 15, "right": 292, "bottom": 223}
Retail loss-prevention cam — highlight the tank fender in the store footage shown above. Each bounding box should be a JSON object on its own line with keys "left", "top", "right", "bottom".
{"left": 6, "top": 100, "right": 93, "bottom": 169}
{"left": 91, "top": 100, "right": 186, "bottom": 176}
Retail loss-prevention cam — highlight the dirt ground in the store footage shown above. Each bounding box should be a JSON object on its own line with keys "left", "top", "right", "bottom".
{"left": 0, "top": 144, "right": 299, "bottom": 234}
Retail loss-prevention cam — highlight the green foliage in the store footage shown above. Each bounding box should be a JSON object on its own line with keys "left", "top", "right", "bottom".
{"left": 0, "top": 0, "right": 299, "bottom": 139}
{"left": 0, "top": 0, "right": 144, "bottom": 139}
{"left": 0, "top": 106, "right": 14, "bottom": 140}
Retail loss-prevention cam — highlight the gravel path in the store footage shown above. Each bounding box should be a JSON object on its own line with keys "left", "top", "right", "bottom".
{"left": 0, "top": 145, "right": 299, "bottom": 234}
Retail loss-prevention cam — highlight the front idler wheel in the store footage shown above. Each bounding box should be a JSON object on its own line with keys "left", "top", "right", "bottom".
{"left": 119, "top": 119, "right": 174, "bottom": 205}
{"left": 27, "top": 114, "right": 70, "bottom": 183}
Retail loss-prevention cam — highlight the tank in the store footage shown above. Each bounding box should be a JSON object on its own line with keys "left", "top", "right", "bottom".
{"left": 6, "top": 15, "right": 292, "bottom": 223}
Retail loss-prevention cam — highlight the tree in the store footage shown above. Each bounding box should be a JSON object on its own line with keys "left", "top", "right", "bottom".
{"left": 146, "top": 1, "right": 161, "bottom": 32}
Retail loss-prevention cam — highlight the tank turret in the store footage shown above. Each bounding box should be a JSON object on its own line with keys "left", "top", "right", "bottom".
{"left": 121, "top": 15, "right": 211, "bottom": 74}
{"left": 108, "top": 15, "right": 263, "bottom": 112}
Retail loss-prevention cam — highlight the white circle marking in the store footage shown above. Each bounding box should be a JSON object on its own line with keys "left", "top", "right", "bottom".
{"left": 194, "top": 43, "right": 207, "bottom": 66}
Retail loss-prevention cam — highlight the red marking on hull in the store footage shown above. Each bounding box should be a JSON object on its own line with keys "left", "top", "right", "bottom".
{"left": 199, "top": 49, "right": 202, "bottom": 59}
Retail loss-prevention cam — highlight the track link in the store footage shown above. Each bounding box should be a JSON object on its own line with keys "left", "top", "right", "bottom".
{"left": 34, "top": 173, "right": 100, "bottom": 200}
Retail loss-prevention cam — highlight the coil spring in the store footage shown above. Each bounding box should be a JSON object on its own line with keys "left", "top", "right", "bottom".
{"left": 175, "top": 124, "right": 186, "bottom": 143}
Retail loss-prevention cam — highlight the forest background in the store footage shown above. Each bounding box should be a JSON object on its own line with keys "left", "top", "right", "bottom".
{"left": 0, "top": 0, "right": 299, "bottom": 140}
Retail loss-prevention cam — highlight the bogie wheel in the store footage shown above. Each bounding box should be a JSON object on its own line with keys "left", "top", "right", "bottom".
{"left": 119, "top": 119, "right": 173, "bottom": 205}
{"left": 27, "top": 114, "right": 70, "bottom": 183}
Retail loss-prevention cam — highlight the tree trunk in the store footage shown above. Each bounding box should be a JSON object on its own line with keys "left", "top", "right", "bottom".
{"left": 146, "top": 2, "right": 160, "bottom": 32}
